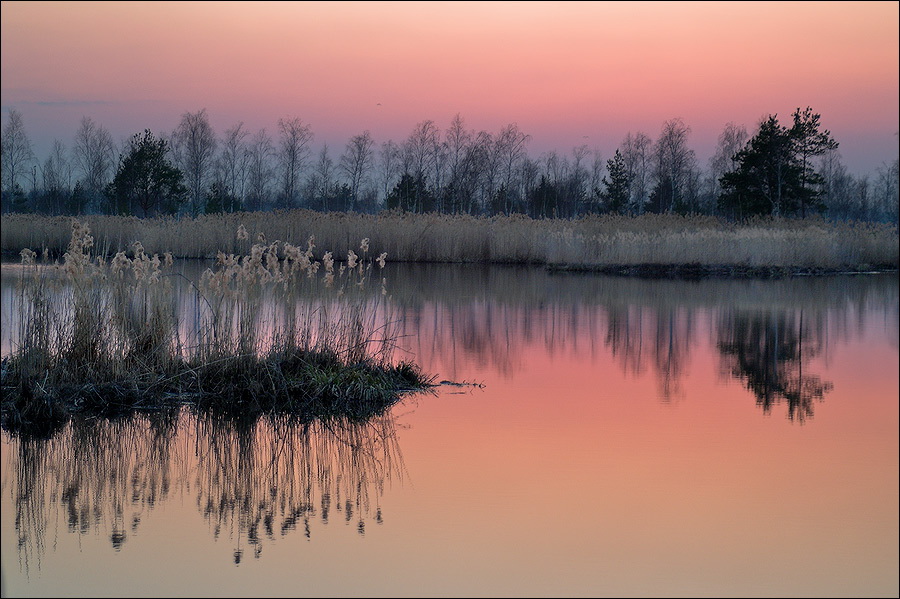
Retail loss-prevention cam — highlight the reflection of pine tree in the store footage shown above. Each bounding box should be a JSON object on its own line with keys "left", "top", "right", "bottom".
{"left": 718, "top": 310, "right": 832, "bottom": 422}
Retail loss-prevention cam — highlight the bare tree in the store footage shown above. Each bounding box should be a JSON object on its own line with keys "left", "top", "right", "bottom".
{"left": 339, "top": 130, "right": 374, "bottom": 211}
{"left": 570, "top": 143, "right": 590, "bottom": 213}
{"left": 404, "top": 120, "right": 439, "bottom": 180}
{"left": 445, "top": 114, "right": 471, "bottom": 181}
{"left": 850, "top": 175, "right": 872, "bottom": 221}
{"left": 312, "top": 144, "right": 335, "bottom": 211}
{"left": 41, "top": 140, "right": 72, "bottom": 214}
{"left": 477, "top": 130, "right": 507, "bottom": 212}
{"left": 683, "top": 162, "right": 704, "bottom": 214}
{"left": 819, "top": 147, "right": 851, "bottom": 218}
{"left": 590, "top": 146, "right": 605, "bottom": 202}
{"left": 493, "top": 123, "right": 531, "bottom": 214}
{"left": 707, "top": 122, "right": 749, "bottom": 212}
{"left": 275, "top": 116, "right": 313, "bottom": 210}
{"left": 432, "top": 135, "right": 449, "bottom": 213}
{"left": 1, "top": 108, "right": 35, "bottom": 197}
{"left": 402, "top": 120, "right": 442, "bottom": 212}
{"left": 245, "top": 128, "right": 274, "bottom": 212}
{"left": 402, "top": 120, "right": 440, "bottom": 212}
{"left": 171, "top": 108, "right": 218, "bottom": 216}
{"left": 873, "top": 159, "right": 899, "bottom": 224}
{"left": 621, "top": 131, "right": 652, "bottom": 214}
{"left": 443, "top": 114, "right": 472, "bottom": 213}
{"left": 520, "top": 155, "right": 541, "bottom": 212}
{"left": 444, "top": 115, "right": 498, "bottom": 215}
{"left": 709, "top": 123, "right": 748, "bottom": 184}
{"left": 442, "top": 124, "right": 492, "bottom": 215}
{"left": 532, "top": 149, "right": 570, "bottom": 217}
{"left": 542, "top": 149, "right": 563, "bottom": 187}
{"left": 72, "top": 116, "right": 117, "bottom": 211}
{"left": 378, "top": 140, "right": 401, "bottom": 206}
{"left": 216, "top": 122, "right": 250, "bottom": 205}
{"left": 652, "top": 118, "right": 696, "bottom": 213}
{"left": 465, "top": 130, "right": 493, "bottom": 214}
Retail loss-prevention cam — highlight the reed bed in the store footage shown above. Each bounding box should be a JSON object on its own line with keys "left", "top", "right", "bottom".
{"left": 1, "top": 211, "right": 896, "bottom": 273}
{"left": 1, "top": 219, "right": 433, "bottom": 437}
{"left": 546, "top": 217, "right": 899, "bottom": 274}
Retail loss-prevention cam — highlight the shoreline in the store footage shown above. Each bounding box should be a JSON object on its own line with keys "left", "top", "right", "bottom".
{"left": 2, "top": 211, "right": 896, "bottom": 279}
{"left": 4, "top": 250, "right": 896, "bottom": 280}
{"left": 545, "top": 263, "right": 900, "bottom": 279}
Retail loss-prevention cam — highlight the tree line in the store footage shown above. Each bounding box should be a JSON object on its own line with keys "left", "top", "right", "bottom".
{"left": 1, "top": 107, "right": 897, "bottom": 223}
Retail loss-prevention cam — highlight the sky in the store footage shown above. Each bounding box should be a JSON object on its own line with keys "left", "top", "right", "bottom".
{"left": 2, "top": 0, "right": 898, "bottom": 176}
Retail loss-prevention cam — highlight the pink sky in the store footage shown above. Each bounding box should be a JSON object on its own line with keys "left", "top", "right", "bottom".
{"left": 2, "top": 1, "right": 898, "bottom": 175}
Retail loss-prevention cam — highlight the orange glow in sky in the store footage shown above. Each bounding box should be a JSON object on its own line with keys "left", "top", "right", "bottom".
{"left": 2, "top": 1, "right": 898, "bottom": 174}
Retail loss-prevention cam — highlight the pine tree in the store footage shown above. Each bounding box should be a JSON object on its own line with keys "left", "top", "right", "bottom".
{"left": 718, "top": 108, "right": 838, "bottom": 219}
{"left": 791, "top": 107, "right": 839, "bottom": 217}
{"left": 601, "top": 149, "right": 632, "bottom": 214}
{"left": 105, "top": 130, "right": 187, "bottom": 216}
{"left": 718, "top": 116, "right": 799, "bottom": 218}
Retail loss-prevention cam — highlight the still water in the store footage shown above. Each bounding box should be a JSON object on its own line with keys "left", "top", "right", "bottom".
{"left": 1, "top": 263, "right": 898, "bottom": 598}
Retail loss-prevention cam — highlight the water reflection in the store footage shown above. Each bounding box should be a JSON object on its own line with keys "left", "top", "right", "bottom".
{"left": 384, "top": 266, "right": 896, "bottom": 414}
{"left": 5, "top": 408, "right": 407, "bottom": 574}
{"left": 604, "top": 305, "right": 695, "bottom": 401}
{"left": 718, "top": 310, "right": 833, "bottom": 422}
{"left": 2, "top": 263, "right": 897, "bottom": 577}
{"left": 3, "top": 262, "right": 896, "bottom": 418}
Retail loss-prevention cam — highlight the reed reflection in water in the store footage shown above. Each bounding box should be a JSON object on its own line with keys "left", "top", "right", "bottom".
{"left": 5, "top": 407, "right": 406, "bottom": 576}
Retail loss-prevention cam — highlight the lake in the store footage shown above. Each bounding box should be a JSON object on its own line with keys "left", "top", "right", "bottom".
{"left": 1, "top": 263, "right": 898, "bottom": 598}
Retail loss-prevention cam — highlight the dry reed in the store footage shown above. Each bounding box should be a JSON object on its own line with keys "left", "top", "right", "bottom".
{"left": 1, "top": 211, "right": 895, "bottom": 273}
{"left": 545, "top": 215, "right": 899, "bottom": 274}
{"left": 1, "top": 219, "right": 433, "bottom": 437}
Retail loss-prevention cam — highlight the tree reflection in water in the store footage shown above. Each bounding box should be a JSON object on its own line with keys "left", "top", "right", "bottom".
{"left": 604, "top": 305, "right": 695, "bottom": 402}
{"left": 5, "top": 407, "right": 407, "bottom": 572}
{"left": 384, "top": 266, "right": 885, "bottom": 416}
{"left": 718, "top": 310, "right": 833, "bottom": 423}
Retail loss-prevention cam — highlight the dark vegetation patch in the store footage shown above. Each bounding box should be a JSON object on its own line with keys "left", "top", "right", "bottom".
{"left": 0, "top": 352, "right": 434, "bottom": 439}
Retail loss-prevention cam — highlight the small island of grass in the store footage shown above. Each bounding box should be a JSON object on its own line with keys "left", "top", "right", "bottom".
{"left": 0, "top": 220, "right": 435, "bottom": 438}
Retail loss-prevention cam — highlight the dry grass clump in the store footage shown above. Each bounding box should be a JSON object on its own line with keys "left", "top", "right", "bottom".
{"left": 1, "top": 219, "right": 432, "bottom": 437}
